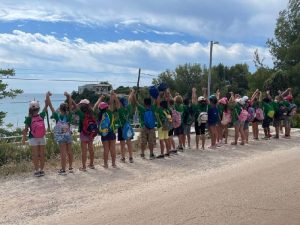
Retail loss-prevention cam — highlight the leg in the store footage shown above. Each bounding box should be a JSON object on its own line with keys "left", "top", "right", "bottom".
{"left": 159, "top": 140, "right": 165, "bottom": 155}
{"left": 59, "top": 143, "right": 67, "bottom": 171}
{"left": 88, "top": 141, "right": 94, "bottom": 167}
{"left": 66, "top": 143, "right": 73, "bottom": 169}
{"left": 126, "top": 139, "right": 133, "bottom": 159}
{"left": 120, "top": 140, "right": 126, "bottom": 160}
{"left": 109, "top": 140, "right": 117, "bottom": 167}
{"left": 31, "top": 146, "right": 39, "bottom": 171}
{"left": 81, "top": 141, "right": 88, "bottom": 169}
{"left": 38, "top": 145, "right": 46, "bottom": 171}
{"left": 102, "top": 141, "right": 109, "bottom": 168}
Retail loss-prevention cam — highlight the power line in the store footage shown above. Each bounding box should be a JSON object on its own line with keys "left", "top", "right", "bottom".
{"left": 140, "top": 72, "right": 158, "bottom": 77}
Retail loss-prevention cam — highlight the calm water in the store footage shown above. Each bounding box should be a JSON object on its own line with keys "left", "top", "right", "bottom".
{"left": 0, "top": 93, "right": 65, "bottom": 128}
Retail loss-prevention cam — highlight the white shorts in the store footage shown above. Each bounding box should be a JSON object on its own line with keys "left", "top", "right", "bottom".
{"left": 29, "top": 137, "right": 46, "bottom": 146}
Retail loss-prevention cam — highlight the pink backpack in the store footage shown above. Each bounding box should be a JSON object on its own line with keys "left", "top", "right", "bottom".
{"left": 221, "top": 111, "right": 232, "bottom": 125}
{"left": 172, "top": 109, "right": 182, "bottom": 128}
{"left": 255, "top": 108, "right": 264, "bottom": 121}
{"left": 31, "top": 115, "right": 46, "bottom": 138}
{"left": 238, "top": 109, "right": 248, "bottom": 122}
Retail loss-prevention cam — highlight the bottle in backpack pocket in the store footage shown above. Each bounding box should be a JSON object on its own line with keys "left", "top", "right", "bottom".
{"left": 30, "top": 115, "right": 46, "bottom": 138}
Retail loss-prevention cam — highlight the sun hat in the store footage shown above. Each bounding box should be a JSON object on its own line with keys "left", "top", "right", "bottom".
{"left": 79, "top": 99, "right": 90, "bottom": 105}
{"left": 29, "top": 101, "right": 40, "bottom": 109}
{"left": 218, "top": 97, "right": 228, "bottom": 105}
{"left": 198, "top": 96, "right": 205, "bottom": 101}
{"left": 98, "top": 102, "right": 109, "bottom": 110}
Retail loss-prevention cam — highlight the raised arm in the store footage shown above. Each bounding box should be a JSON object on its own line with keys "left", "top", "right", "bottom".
{"left": 93, "top": 95, "right": 104, "bottom": 111}
{"left": 229, "top": 92, "right": 235, "bottom": 103}
{"left": 192, "top": 87, "right": 197, "bottom": 104}
{"left": 280, "top": 88, "right": 291, "bottom": 97}
{"left": 251, "top": 89, "right": 259, "bottom": 102}
{"left": 46, "top": 91, "right": 55, "bottom": 113}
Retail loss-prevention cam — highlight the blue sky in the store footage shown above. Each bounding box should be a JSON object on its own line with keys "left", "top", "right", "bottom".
{"left": 0, "top": 0, "right": 288, "bottom": 93}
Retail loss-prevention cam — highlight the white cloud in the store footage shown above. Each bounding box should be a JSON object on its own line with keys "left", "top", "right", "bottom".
{"left": 0, "top": 0, "right": 289, "bottom": 42}
{"left": 0, "top": 30, "right": 271, "bottom": 93}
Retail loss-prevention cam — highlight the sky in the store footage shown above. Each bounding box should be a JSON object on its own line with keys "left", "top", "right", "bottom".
{"left": 0, "top": 0, "right": 288, "bottom": 93}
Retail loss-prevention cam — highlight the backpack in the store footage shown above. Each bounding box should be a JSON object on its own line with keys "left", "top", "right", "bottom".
{"left": 122, "top": 121, "right": 134, "bottom": 140}
{"left": 144, "top": 108, "right": 156, "bottom": 129}
{"left": 238, "top": 109, "right": 249, "bottom": 122}
{"left": 197, "top": 106, "right": 208, "bottom": 124}
{"left": 161, "top": 110, "right": 173, "bottom": 131}
{"left": 221, "top": 111, "right": 232, "bottom": 125}
{"left": 30, "top": 115, "right": 46, "bottom": 138}
{"left": 247, "top": 107, "right": 255, "bottom": 122}
{"left": 99, "top": 112, "right": 113, "bottom": 137}
{"left": 82, "top": 113, "right": 98, "bottom": 138}
{"left": 53, "top": 115, "right": 71, "bottom": 143}
{"left": 149, "top": 86, "right": 159, "bottom": 99}
{"left": 255, "top": 108, "right": 264, "bottom": 121}
{"left": 171, "top": 109, "right": 181, "bottom": 128}
{"left": 288, "top": 103, "right": 297, "bottom": 116}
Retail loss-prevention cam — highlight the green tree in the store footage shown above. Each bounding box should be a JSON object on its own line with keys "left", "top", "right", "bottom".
{"left": 0, "top": 69, "right": 23, "bottom": 126}
{"left": 264, "top": 71, "right": 289, "bottom": 97}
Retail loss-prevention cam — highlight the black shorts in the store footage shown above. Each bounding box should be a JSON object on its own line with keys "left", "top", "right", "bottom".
{"left": 262, "top": 117, "right": 272, "bottom": 129}
{"left": 195, "top": 121, "right": 206, "bottom": 135}
{"left": 174, "top": 125, "right": 184, "bottom": 136}
{"left": 101, "top": 131, "right": 116, "bottom": 142}
{"left": 168, "top": 128, "right": 174, "bottom": 137}
{"left": 117, "top": 127, "right": 134, "bottom": 141}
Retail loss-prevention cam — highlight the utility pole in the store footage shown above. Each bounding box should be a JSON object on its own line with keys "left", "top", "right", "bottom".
{"left": 208, "top": 41, "right": 219, "bottom": 97}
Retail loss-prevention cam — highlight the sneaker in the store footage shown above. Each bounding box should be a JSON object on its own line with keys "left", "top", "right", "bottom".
{"left": 39, "top": 170, "right": 45, "bottom": 176}
{"left": 156, "top": 154, "right": 165, "bottom": 159}
{"left": 69, "top": 168, "right": 74, "bottom": 173}
{"left": 34, "top": 171, "right": 40, "bottom": 177}
{"left": 164, "top": 153, "right": 170, "bottom": 157}
{"left": 170, "top": 149, "right": 178, "bottom": 154}
{"left": 58, "top": 169, "right": 67, "bottom": 176}
{"left": 120, "top": 157, "right": 126, "bottom": 163}
{"left": 149, "top": 154, "right": 156, "bottom": 160}
{"left": 88, "top": 165, "right": 95, "bottom": 169}
{"left": 140, "top": 153, "right": 145, "bottom": 159}
{"left": 129, "top": 157, "right": 134, "bottom": 163}
{"left": 177, "top": 147, "right": 184, "bottom": 152}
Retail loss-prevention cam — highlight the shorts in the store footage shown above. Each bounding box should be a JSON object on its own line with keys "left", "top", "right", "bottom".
{"left": 168, "top": 128, "right": 174, "bottom": 137}
{"left": 233, "top": 120, "right": 244, "bottom": 128}
{"left": 101, "top": 131, "right": 116, "bottom": 142}
{"left": 117, "top": 127, "right": 134, "bottom": 141}
{"left": 57, "top": 135, "right": 72, "bottom": 144}
{"left": 273, "top": 118, "right": 282, "bottom": 127}
{"left": 183, "top": 124, "right": 191, "bottom": 135}
{"left": 243, "top": 121, "right": 249, "bottom": 130}
{"left": 283, "top": 116, "right": 292, "bottom": 127}
{"left": 195, "top": 121, "right": 206, "bottom": 135}
{"left": 158, "top": 127, "right": 169, "bottom": 140}
{"left": 174, "top": 125, "right": 184, "bottom": 136}
{"left": 29, "top": 137, "right": 46, "bottom": 146}
{"left": 80, "top": 132, "right": 94, "bottom": 143}
{"left": 140, "top": 127, "right": 156, "bottom": 146}
{"left": 252, "top": 118, "right": 261, "bottom": 123}
{"left": 262, "top": 117, "right": 272, "bottom": 128}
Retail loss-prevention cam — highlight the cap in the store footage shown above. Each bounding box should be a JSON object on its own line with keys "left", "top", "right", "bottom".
{"left": 29, "top": 101, "right": 40, "bottom": 109}
{"left": 198, "top": 96, "right": 205, "bottom": 101}
{"left": 98, "top": 102, "right": 109, "bottom": 110}
{"left": 79, "top": 99, "right": 90, "bottom": 105}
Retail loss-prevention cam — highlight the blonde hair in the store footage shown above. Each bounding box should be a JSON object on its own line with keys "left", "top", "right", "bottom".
{"left": 174, "top": 95, "right": 183, "bottom": 104}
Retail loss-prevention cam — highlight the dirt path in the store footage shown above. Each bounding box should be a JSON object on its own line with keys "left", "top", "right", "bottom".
{"left": 1, "top": 132, "right": 300, "bottom": 225}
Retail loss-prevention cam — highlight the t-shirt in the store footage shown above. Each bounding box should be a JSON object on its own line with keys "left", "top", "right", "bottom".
{"left": 155, "top": 107, "right": 172, "bottom": 129}
{"left": 137, "top": 104, "right": 157, "bottom": 128}
{"left": 51, "top": 112, "right": 72, "bottom": 123}
{"left": 117, "top": 105, "right": 133, "bottom": 128}
{"left": 229, "top": 103, "right": 241, "bottom": 123}
{"left": 24, "top": 111, "right": 46, "bottom": 139}
{"left": 207, "top": 105, "right": 219, "bottom": 125}
{"left": 182, "top": 104, "right": 194, "bottom": 125}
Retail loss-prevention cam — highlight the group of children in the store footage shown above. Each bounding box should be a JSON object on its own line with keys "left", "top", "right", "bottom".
{"left": 21, "top": 86, "right": 297, "bottom": 177}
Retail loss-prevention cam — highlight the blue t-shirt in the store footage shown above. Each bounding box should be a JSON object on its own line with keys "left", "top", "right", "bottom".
{"left": 208, "top": 106, "right": 219, "bottom": 125}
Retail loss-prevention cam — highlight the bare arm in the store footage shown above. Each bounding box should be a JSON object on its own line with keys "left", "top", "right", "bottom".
{"left": 21, "top": 125, "right": 29, "bottom": 145}
{"left": 192, "top": 87, "right": 197, "bottom": 104}
{"left": 93, "top": 95, "right": 104, "bottom": 111}
{"left": 46, "top": 92, "right": 55, "bottom": 113}
{"left": 251, "top": 89, "right": 259, "bottom": 101}
{"left": 280, "top": 88, "right": 291, "bottom": 97}
{"left": 229, "top": 92, "right": 235, "bottom": 103}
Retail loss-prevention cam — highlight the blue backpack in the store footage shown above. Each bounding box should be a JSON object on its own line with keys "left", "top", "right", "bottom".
{"left": 144, "top": 108, "right": 156, "bottom": 129}
{"left": 99, "top": 112, "right": 112, "bottom": 136}
{"left": 122, "top": 122, "right": 134, "bottom": 140}
{"left": 149, "top": 86, "right": 159, "bottom": 99}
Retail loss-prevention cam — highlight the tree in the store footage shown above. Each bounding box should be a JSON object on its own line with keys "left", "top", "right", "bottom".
{"left": 264, "top": 71, "right": 289, "bottom": 97}
{"left": 0, "top": 69, "right": 23, "bottom": 126}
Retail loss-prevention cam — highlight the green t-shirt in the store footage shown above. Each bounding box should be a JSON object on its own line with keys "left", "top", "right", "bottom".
{"left": 24, "top": 111, "right": 46, "bottom": 139}
{"left": 155, "top": 107, "right": 172, "bottom": 128}
{"left": 192, "top": 103, "right": 208, "bottom": 120}
{"left": 229, "top": 103, "right": 241, "bottom": 123}
{"left": 137, "top": 104, "right": 157, "bottom": 128}
{"left": 117, "top": 105, "right": 133, "bottom": 128}
{"left": 51, "top": 112, "right": 72, "bottom": 123}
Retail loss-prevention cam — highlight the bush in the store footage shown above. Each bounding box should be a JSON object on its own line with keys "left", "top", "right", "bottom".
{"left": 291, "top": 114, "right": 300, "bottom": 128}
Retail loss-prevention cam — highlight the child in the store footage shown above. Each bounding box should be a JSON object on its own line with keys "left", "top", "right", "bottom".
{"left": 229, "top": 92, "right": 246, "bottom": 145}
{"left": 131, "top": 93, "right": 157, "bottom": 159}
{"left": 261, "top": 91, "right": 274, "bottom": 140}
{"left": 22, "top": 93, "right": 49, "bottom": 177}
{"left": 182, "top": 98, "right": 193, "bottom": 149}
{"left": 94, "top": 92, "right": 117, "bottom": 168}
{"left": 47, "top": 92, "right": 73, "bottom": 175}
{"left": 219, "top": 97, "right": 230, "bottom": 144}
{"left": 70, "top": 97, "right": 97, "bottom": 171}
{"left": 156, "top": 99, "right": 172, "bottom": 158}
{"left": 167, "top": 98, "right": 177, "bottom": 153}
{"left": 207, "top": 95, "right": 219, "bottom": 149}
{"left": 174, "top": 95, "right": 185, "bottom": 151}
{"left": 250, "top": 89, "right": 261, "bottom": 140}
{"left": 115, "top": 90, "right": 135, "bottom": 163}
{"left": 242, "top": 96, "right": 250, "bottom": 143}
{"left": 192, "top": 87, "right": 208, "bottom": 150}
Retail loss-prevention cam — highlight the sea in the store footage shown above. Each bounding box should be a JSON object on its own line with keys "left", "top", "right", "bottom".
{"left": 0, "top": 93, "right": 65, "bottom": 128}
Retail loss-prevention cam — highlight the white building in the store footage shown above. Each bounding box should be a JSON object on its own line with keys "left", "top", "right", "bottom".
{"left": 78, "top": 82, "right": 112, "bottom": 94}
